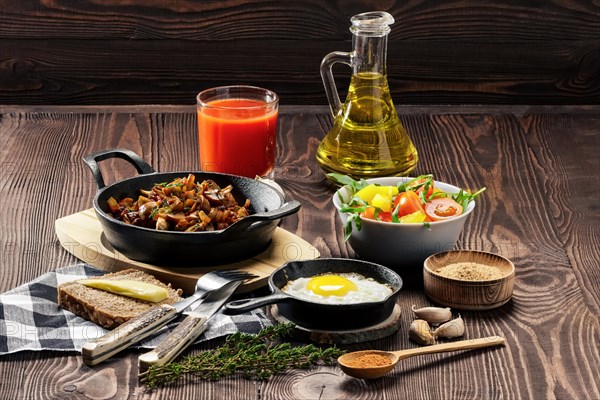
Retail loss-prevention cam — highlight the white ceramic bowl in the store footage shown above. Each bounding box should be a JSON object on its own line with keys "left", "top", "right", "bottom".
{"left": 333, "top": 177, "right": 476, "bottom": 270}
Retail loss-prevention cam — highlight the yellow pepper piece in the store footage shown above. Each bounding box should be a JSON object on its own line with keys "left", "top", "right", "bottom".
{"left": 384, "top": 185, "right": 399, "bottom": 197}
{"left": 355, "top": 184, "right": 379, "bottom": 203}
{"left": 79, "top": 279, "right": 169, "bottom": 303}
{"left": 371, "top": 193, "right": 392, "bottom": 212}
{"left": 399, "top": 210, "right": 427, "bottom": 223}
{"left": 355, "top": 184, "right": 398, "bottom": 203}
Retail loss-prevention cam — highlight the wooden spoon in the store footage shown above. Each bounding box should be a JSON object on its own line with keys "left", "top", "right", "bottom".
{"left": 338, "top": 336, "right": 505, "bottom": 379}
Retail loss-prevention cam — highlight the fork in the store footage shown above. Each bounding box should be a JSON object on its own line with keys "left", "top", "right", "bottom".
{"left": 82, "top": 269, "right": 257, "bottom": 366}
{"left": 175, "top": 270, "right": 257, "bottom": 312}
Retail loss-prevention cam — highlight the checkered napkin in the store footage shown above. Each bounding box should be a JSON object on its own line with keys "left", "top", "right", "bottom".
{"left": 0, "top": 264, "right": 271, "bottom": 355}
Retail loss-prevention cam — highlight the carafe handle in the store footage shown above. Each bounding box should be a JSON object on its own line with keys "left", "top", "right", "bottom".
{"left": 320, "top": 51, "right": 353, "bottom": 117}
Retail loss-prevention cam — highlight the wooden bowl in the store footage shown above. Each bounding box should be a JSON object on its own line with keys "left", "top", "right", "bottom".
{"left": 423, "top": 250, "right": 515, "bottom": 310}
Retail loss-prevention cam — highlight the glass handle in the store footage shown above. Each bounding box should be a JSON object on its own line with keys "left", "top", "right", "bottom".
{"left": 320, "top": 51, "right": 353, "bottom": 117}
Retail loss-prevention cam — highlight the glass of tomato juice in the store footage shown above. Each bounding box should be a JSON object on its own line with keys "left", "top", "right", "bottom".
{"left": 196, "top": 86, "right": 279, "bottom": 178}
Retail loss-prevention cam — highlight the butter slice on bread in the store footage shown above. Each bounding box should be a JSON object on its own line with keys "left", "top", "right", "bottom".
{"left": 58, "top": 269, "right": 182, "bottom": 329}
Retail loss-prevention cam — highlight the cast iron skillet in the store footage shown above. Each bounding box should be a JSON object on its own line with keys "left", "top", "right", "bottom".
{"left": 83, "top": 149, "right": 301, "bottom": 266}
{"left": 224, "top": 258, "right": 403, "bottom": 330}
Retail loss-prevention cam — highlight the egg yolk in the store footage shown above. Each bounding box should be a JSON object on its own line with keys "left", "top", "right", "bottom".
{"left": 307, "top": 275, "right": 358, "bottom": 297}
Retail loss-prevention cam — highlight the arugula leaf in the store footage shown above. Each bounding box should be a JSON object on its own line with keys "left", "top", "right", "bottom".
{"left": 340, "top": 204, "right": 367, "bottom": 213}
{"left": 418, "top": 189, "right": 428, "bottom": 204}
{"left": 397, "top": 174, "right": 433, "bottom": 193}
{"left": 340, "top": 199, "right": 374, "bottom": 241}
{"left": 339, "top": 195, "right": 367, "bottom": 212}
{"left": 452, "top": 187, "right": 487, "bottom": 210}
{"left": 391, "top": 202, "right": 401, "bottom": 223}
{"left": 327, "top": 173, "right": 356, "bottom": 187}
{"left": 429, "top": 190, "right": 447, "bottom": 200}
{"left": 327, "top": 173, "right": 370, "bottom": 193}
{"left": 373, "top": 208, "right": 381, "bottom": 220}
{"left": 344, "top": 213, "right": 363, "bottom": 241}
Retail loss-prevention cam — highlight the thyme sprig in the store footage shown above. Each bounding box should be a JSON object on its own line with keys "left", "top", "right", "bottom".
{"left": 140, "top": 323, "right": 345, "bottom": 388}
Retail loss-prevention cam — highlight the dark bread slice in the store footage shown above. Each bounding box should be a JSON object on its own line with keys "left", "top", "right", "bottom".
{"left": 58, "top": 269, "right": 182, "bottom": 329}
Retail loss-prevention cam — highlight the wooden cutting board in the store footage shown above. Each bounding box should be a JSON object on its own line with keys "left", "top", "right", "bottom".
{"left": 55, "top": 209, "right": 319, "bottom": 295}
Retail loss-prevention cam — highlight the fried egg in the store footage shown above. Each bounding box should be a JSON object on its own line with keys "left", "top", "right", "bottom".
{"left": 282, "top": 273, "right": 393, "bottom": 304}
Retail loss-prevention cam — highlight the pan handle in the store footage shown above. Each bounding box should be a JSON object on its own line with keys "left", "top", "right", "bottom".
{"left": 220, "top": 200, "right": 301, "bottom": 237}
{"left": 83, "top": 148, "right": 155, "bottom": 189}
{"left": 223, "top": 293, "right": 290, "bottom": 314}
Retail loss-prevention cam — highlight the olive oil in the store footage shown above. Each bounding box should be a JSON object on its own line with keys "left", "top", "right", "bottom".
{"left": 316, "top": 72, "right": 418, "bottom": 179}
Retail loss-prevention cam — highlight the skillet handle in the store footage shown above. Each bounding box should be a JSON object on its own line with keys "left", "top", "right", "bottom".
{"left": 83, "top": 148, "right": 155, "bottom": 189}
{"left": 221, "top": 200, "right": 301, "bottom": 237}
{"left": 223, "top": 293, "right": 289, "bottom": 314}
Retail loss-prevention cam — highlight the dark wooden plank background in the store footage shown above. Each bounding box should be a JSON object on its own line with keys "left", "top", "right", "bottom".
{"left": 1, "top": 1, "right": 599, "bottom": 105}
{"left": 0, "top": 105, "right": 599, "bottom": 399}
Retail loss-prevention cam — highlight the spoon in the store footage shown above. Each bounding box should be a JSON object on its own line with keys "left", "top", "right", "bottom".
{"left": 338, "top": 336, "right": 505, "bottom": 379}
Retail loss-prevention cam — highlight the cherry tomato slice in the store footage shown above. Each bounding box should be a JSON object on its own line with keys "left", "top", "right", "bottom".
{"left": 424, "top": 198, "right": 463, "bottom": 221}
{"left": 378, "top": 211, "right": 393, "bottom": 222}
{"left": 393, "top": 190, "right": 424, "bottom": 218}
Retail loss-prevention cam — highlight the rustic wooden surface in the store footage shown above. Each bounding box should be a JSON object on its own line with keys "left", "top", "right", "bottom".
{"left": 1, "top": 1, "right": 599, "bottom": 105}
{"left": 0, "top": 104, "right": 599, "bottom": 399}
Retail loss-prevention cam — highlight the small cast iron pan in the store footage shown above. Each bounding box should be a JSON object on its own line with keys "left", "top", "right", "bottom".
{"left": 224, "top": 258, "right": 403, "bottom": 330}
{"left": 83, "top": 148, "right": 300, "bottom": 266}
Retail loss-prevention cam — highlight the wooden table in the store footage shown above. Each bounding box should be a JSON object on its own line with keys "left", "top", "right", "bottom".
{"left": 1, "top": 105, "right": 598, "bottom": 399}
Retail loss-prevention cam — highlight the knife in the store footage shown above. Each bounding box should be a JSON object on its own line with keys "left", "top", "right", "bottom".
{"left": 138, "top": 280, "right": 242, "bottom": 371}
{"left": 82, "top": 290, "right": 209, "bottom": 366}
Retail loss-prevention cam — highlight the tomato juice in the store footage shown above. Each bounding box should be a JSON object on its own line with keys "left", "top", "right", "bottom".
{"left": 197, "top": 98, "right": 278, "bottom": 178}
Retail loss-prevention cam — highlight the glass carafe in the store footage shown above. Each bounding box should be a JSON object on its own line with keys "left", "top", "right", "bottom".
{"left": 317, "top": 11, "right": 418, "bottom": 180}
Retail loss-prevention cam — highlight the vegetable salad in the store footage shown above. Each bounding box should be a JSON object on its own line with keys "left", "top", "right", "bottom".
{"left": 330, "top": 173, "right": 486, "bottom": 240}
